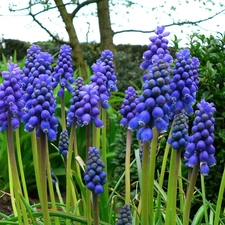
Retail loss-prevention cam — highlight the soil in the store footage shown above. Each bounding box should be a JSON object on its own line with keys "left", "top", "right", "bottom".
{"left": 0, "top": 191, "right": 40, "bottom": 221}
{"left": 0, "top": 192, "right": 13, "bottom": 219}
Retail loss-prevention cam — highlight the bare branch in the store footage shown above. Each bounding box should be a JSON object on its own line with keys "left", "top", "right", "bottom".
{"left": 29, "top": 12, "right": 69, "bottom": 45}
{"left": 70, "top": 0, "right": 101, "bottom": 18}
{"left": 114, "top": 9, "right": 225, "bottom": 36}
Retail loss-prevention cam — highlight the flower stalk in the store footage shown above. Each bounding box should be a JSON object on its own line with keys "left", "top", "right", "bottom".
{"left": 141, "top": 141, "right": 150, "bottom": 225}
{"left": 125, "top": 129, "right": 132, "bottom": 205}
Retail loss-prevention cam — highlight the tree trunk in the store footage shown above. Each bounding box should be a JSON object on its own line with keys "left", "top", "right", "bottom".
{"left": 54, "top": 0, "right": 88, "bottom": 80}
{"left": 97, "top": 0, "right": 115, "bottom": 53}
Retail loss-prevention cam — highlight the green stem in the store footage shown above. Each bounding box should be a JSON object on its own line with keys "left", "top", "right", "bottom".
{"left": 31, "top": 131, "right": 42, "bottom": 205}
{"left": 125, "top": 129, "right": 132, "bottom": 205}
{"left": 15, "top": 129, "right": 29, "bottom": 202}
{"left": 72, "top": 122, "right": 81, "bottom": 220}
{"left": 165, "top": 148, "right": 176, "bottom": 225}
{"left": 155, "top": 128, "right": 172, "bottom": 221}
{"left": 86, "top": 124, "right": 92, "bottom": 225}
{"left": 101, "top": 109, "right": 108, "bottom": 199}
{"left": 200, "top": 175, "right": 209, "bottom": 225}
{"left": 183, "top": 164, "right": 199, "bottom": 225}
{"left": 149, "top": 127, "right": 158, "bottom": 225}
{"left": 6, "top": 119, "right": 29, "bottom": 225}
{"left": 171, "top": 150, "right": 181, "bottom": 224}
{"left": 7, "top": 153, "right": 18, "bottom": 217}
{"left": 93, "top": 193, "right": 99, "bottom": 225}
{"left": 61, "top": 92, "right": 66, "bottom": 130}
{"left": 93, "top": 102, "right": 101, "bottom": 148}
{"left": 55, "top": 180, "right": 65, "bottom": 211}
{"left": 214, "top": 166, "right": 225, "bottom": 225}
{"left": 46, "top": 144, "right": 60, "bottom": 225}
{"left": 38, "top": 130, "right": 51, "bottom": 225}
{"left": 178, "top": 156, "right": 184, "bottom": 218}
{"left": 141, "top": 141, "right": 150, "bottom": 225}
{"left": 66, "top": 120, "right": 76, "bottom": 225}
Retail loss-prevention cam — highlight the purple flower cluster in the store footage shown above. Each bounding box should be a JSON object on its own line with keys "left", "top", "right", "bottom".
{"left": 22, "top": 51, "right": 53, "bottom": 105}
{"left": 0, "top": 63, "right": 24, "bottom": 131}
{"left": 97, "top": 50, "right": 117, "bottom": 93}
{"left": 67, "top": 77, "right": 84, "bottom": 126}
{"left": 128, "top": 26, "right": 172, "bottom": 142}
{"left": 67, "top": 83, "right": 103, "bottom": 128}
{"left": 22, "top": 44, "right": 41, "bottom": 90}
{"left": 116, "top": 205, "right": 132, "bottom": 225}
{"left": 83, "top": 147, "right": 107, "bottom": 195}
{"left": 22, "top": 74, "right": 58, "bottom": 141}
{"left": 140, "top": 25, "right": 172, "bottom": 71}
{"left": 119, "top": 86, "right": 139, "bottom": 127}
{"left": 58, "top": 130, "right": 69, "bottom": 156}
{"left": 90, "top": 63, "right": 109, "bottom": 109}
{"left": 168, "top": 112, "right": 189, "bottom": 149}
{"left": 22, "top": 49, "right": 53, "bottom": 92}
{"left": 52, "top": 44, "right": 75, "bottom": 97}
{"left": 184, "top": 100, "right": 216, "bottom": 175}
{"left": 168, "top": 49, "right": 199, "bottom": 117}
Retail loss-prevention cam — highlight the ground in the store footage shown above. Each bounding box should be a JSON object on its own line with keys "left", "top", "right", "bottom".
{"left": 0, "top": 192, "right": 13, "bottom": 219}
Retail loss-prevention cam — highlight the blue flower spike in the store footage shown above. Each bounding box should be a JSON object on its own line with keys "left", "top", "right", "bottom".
{"left": 168, "top": 49, "right": 199, "bottom": 118}
{"left": 84, "top": 147, "right": 107, "bottom": 195}
{"left": 116, "top": 205, "right": 132, "bottom": 225}
{"left": 52, "top": 44, "right": 75, "bottom": 97}
{"left": 184, "top": 100, "right": 216, "bottom": 176}
{"left": 0, "top": 63, "right": 24, "bottom": 131}
{"left": 128, "top": 25, "right": 173, "bottom": 142}
{"left": 119, "top": 86, "right": 139, "bottom": 127}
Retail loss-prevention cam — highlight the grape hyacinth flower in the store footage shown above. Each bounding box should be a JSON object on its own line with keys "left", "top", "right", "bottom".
{"left": 58, "top": 130, "right": 69, "bottom": 156}
{"left": 83, "top": 147, "right": 107, "bottom": 195}
{"left": 168, "top": 112, "right": 189, "bottom": 149}
{"left": 22, "top": 51, "right": 53, "bottom": 106}
{"left": 168, "top": 49, "right": 199, "bottom": 117}
{"left": 116, "top": 205, "right": 132, "bottom": 225}
{"left": 97, "top": 50, "right": 118, "bottom": 93}
{"left": 67, "top": 83, "right": 103, "bottom": 128}
{"left": 120, "top": 86, "right": 139, "bottom": 127}
{"left": 22, "top": 50, "right": 52, "bottom": 92}
{"left": 0, "top": 63, "right": 24, "bottom": 131}
{"left": 90, "top": 62, "right": 109, "bottom": 109}
{"left": 22, "top": 44, "right": 41, "bottom": 90}
{"left": 67, "top": 77, "right": 84, "bottom": 126}
{"left": 22, "top": 74, "right": 58, "bottom": 141}
{"left": 128, "top": 25, "right": 172, "bottom": 142}
{"left": 52, "top": 44, "right": 75, "bottom": 97}
{"left": 184, "top": 100, "right": 216, "bottom": 176}
{"left": 140, "top": 25, "right": 172, "bottom": 72}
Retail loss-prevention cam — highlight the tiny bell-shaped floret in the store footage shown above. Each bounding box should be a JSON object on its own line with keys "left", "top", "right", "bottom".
{"left": 84, "top": 147, "right": 107, "bottom": 195}
{"left": 116, "top": 204, "right": 132, "bottom": 225}
{"left": 184, "top": 100, "right": 216, "bottom": 175}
